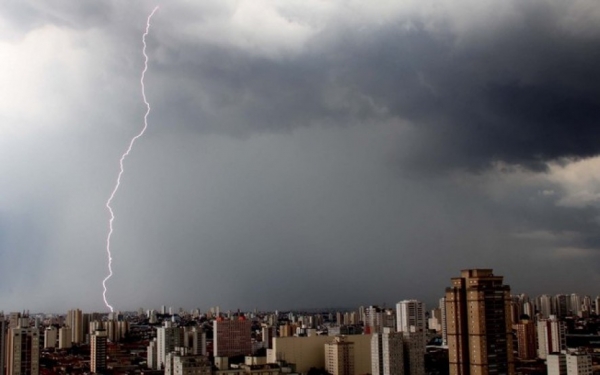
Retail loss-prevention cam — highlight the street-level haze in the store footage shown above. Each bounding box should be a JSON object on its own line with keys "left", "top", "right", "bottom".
{"left": 1, "top": 0, "right": 600, "bottom": 313}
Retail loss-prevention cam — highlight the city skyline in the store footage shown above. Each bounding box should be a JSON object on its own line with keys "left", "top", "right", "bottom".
{"left": 2, "top": 1, "right": 600, "bottom": 312}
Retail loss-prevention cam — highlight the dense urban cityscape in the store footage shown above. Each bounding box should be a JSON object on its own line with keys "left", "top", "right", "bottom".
{"left": 1, "top": 269, "right": 599, "bottom": 375}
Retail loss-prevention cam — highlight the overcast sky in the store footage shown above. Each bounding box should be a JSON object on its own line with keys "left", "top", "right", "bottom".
{"left": 1, "top": 0, "right": 600, "bottom": 314}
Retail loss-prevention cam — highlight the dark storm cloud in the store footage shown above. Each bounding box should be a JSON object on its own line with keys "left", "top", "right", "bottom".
{"left": 143, "top": 0, "right": 600, "bottom": 171}
{"left": 2, "top": 1, "right": 600, "bottom": 313}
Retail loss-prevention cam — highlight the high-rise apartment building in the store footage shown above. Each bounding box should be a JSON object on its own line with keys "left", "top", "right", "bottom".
{"left": 90, "top": 329, "right": 107, "bottom": 374}
{"left": 58, "top": 327, "right": 72, "bottom": 349}
{"left": 66, "top": 309, "right": 84, "bottom": 344}
{"left": 537, "top": 316, "right": 566, "bottom": 360}
{"left": 547, "top": 353, "right": 567, "bottom": 375}
{"left": 365, "top": 306, "right": 395, "bottom": 334}
{"left": 445, "top": 269, "right": 514, "bottom": 375}
{"left": 44, "top": 327, "right": 58, "bottom": 349}
{"left": 555, "top": 295, "right": 570, "bottom": 318}
{"left": 156, "top": 321, "right": 184, "bottom": 369}
{"left": 325, "top": 336, "right": 355, "bottom": 375}
{"left": 514, "top": 320, "right": 536, "bottom": 360}
{"left": 165, "top": 352, "right": 212, "bottom": 375}
{"left": 372, "top": 328, "right": 404, "bottom": 375}
{"left": 1, "top": 316, "right": 7, "bottom": 375}
{"left": 396, "top": 300, "right": 425, "bottom": 338}
{"left": 7, "top": 319, "right": 40, "bottom": 375}
{"left": 566, "top": 352, "right": 592, "bottom": 375}
{"left": 213, "top": 317, "right": 252, "bottom": 357}
{"left": 539, "top": 295, "right": 554, "bottom": 319}
{"left": 396, "top": 300, "right": 426, "bottom": 375}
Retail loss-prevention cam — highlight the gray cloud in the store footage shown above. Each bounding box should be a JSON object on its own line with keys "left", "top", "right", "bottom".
{"left": 1, "top": 1, "right": 600, "bottom": 313}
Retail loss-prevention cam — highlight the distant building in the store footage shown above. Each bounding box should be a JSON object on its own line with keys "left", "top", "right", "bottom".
{"left": 539, "top": 295, "right": 554, "bottom": 319}
{"left": 445, "top": 269, "right": 514, "bottom": 375}
{"left": 213, "top": 317, "right": 252, "bottom": 357}
{"left": 372, "top": 328, "right": 404, "bottom": 375}
{"left": 148, "top": 339, "right": 158, "bottom": 370}
{"left": 66, "top": 308, "right": 84, "bottom": 344}
{"left": 268, "top": 334, "right": 372, "bottom": 374}
{"left": 165, "top": 352, "right": 212, "bottom": 375}
{"left": 44, "top": 327, "right": 58, "bottom": 349}
{"left": 58, "top": 327, "right": 72, "bottom": 349}
{"left": 90, "top": 329, "right": 107, "bottom": 374}
{"left": 365, "top": 306, "right": 395, "bottom": 334}
{"left": 325, "top": 336, "right": 354, "bottom": 375}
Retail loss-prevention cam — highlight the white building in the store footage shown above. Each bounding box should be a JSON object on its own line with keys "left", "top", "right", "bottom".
{"left": 547, "top": 354, "right": 566, "bottom": 375}
{"left": 566, "top": 352, "right": 592, "bottom": 375}
{"left": 157, "top": 321, "right": 184, "bottom": 369}
{"left": 537, "top": 317, "right": 566, "bottom": 359}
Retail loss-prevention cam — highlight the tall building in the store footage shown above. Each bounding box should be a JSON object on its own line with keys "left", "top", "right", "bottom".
{"left": 396, "top": 300, "right": 426, "bottom": 338}
{"left": 7, "top": 318, "right": 40, "bottom": 375}
{"left": 156, "top": 321, "right": 184, "bottom": 369}
{"left": 44, "top": 327, "right": 58, "bottom": 349}
{"left": 547, "top": 354, "right": 566, "bottom": 375}
{"left": 514, "top": 320, "right": 536, "bottom": 360}
{"left": 365, "top": 306, "right": 395, "bottom": 334}
{"left": 213, "top": 317, "right": 252, "bottom": 357}
{"left": 90, "top": 330, "right": 107, "bottom": 374}
{"left": 325, "top": 336, "right": 355, "bottom": 375}
{"left": 538, "top": 295, "right": 554, "bottom": 319}
{"left": 569, "top": 294, "right": 582, "bottom": 317}
{"left": 396, "top": 300, "right": 426, "bottom": 375}
{"left": 58, "top": 327, "right": 72, "bottom": 349}
{"left": 148, "top": 339, "right": 158, "bottom": 370}
{"left": 445, "top": 269, "right": 514, "bottom": 375}
{"left": 1, "top": 316, "right": 7, "bottom": 375}
{"left": 439, "top": 297, "right": 448, "bottom": 346}
{"left": 537, "top": 317, "right": 566, "bottom": 360}
{"left": 66, "top": 309, "right": 84, "bottom": 344}
{"left": 555, "top": 295, "right": 570, "bottom": 318}
{"left": 372, "top": 328, "right": 404, "bottom": 375}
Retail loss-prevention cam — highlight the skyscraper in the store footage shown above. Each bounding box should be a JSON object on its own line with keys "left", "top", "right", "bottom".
{"left": 90, "top": 329, "right": 107, "bottom": 374}
{"left": 445, "top": 269, "right": 514, "bottom": 375}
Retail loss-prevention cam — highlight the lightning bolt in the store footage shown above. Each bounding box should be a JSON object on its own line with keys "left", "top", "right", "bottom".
{"left": 103, "top": 6, "right": 159, "bottom": 312}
